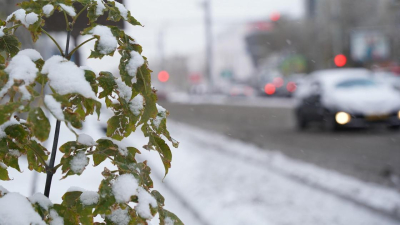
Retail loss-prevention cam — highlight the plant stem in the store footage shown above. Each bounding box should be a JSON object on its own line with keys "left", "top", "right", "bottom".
{"left": 72, "top": 4, "right": 90, "bottom": 26}
{"left": 41, "top": 29, "right": 64, "bottom": 56}
{"left": 63, "top": 11, "right": 70, "bottom": 31}
{"left": 44, "top": 31, "right": 71, "bottom": 198}
{"left": 67, "top": 37, "right": 95, "bottom": 59}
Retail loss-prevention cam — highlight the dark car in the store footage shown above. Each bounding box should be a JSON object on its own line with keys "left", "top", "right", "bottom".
{"left": 295, "top": 69, "right": 400, "bottom": 130}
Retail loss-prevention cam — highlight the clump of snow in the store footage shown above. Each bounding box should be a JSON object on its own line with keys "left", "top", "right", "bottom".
{"left": 17, "top": 49, "right": 42, "bottom": 61}
{"left": 130, "top": 94, "right": 144, "bottom": 116}
{"left": 66, "top": 186, "right": 86, "bottom": 192}
{"left": 42, "top": 55, "right": 97, "bottom": 99}
{"left": 49, "top": 209, "right": 64, "bottom": 225}
{"left": 165, "top": 217, "right": 174, "bottom": 225}
{"left": 1, "top": 49, "right": 41, "bottom": 100}
{"left": 78, "top": 134, "right": 97, "bottom": 146}
{"left": 136, "top": 187, "right": 157, "bottom": 219}
{"left": 80, "top": 191, "right": 99, "bottom": 206}
{"left": 94, "top": 0, "right": 106, "bottom": 16}
{"left": 0, "top": 193, "right": 46, "bottom": 225}
{"left": 0, "top": 162, "right": 6, "bottom": 169}
{"left": 59, "top": 4, "right": 76, "bottom": 17}
{"left": 7, "top": 9, "right": 38, "bottom": 27}
{"left": 42, "top": 4, "right": 54, "bottom": 17}
{"left": 113, "top": 1, "right": 128, "bottom": 19}
{"left": 107, "top": 208, "right": 130, "bottom": 225}
{"left": 126, "top": 51, "right": 144, "bottom": 79}
{"left": 70, "top": 151, "right": 89, "bottom": 174}
{"left": 88, "top": 25, "right": 118, "bottom": 55}
{"left": 115, "top": 78, "right": 132, "bottom": 101}
{"left": 44, "top": 95, "right": 65, "bottom": 121}
{"left": 0, "top": 26, "right": 5, "bottom": 37}
{"left": 153, "top": 104, "right": 167, "bottom": 129}
{"left": 0, "top": 117, "right": 20, "bottom": 139}
{"left": 0, "top": 186, "right": 8, "bottom": 195}
{"left": 115, "top": 78, "right": 144, "bottom": 116}
{"left": 112, "top": 174, "right": 138, "bottom": 203}
{"left": 29, "top": 193, "right": 53, "bottom": 210}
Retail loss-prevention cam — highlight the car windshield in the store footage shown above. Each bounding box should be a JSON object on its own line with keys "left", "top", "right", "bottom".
{"left": 336, "top": 78, "right": 377, "bottom": 88}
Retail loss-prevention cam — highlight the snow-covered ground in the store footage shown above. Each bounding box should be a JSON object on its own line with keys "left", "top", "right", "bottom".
{"left": 1, "top": 115, "right": 400, "bottom": 224}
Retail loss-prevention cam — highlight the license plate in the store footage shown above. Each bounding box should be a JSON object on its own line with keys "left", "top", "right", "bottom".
{"left": 365, "top": 115, "right": 389, "bottom": 121}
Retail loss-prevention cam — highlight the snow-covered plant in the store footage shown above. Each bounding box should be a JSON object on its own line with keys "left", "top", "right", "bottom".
{"left": 0, "top": 0, "right": 182, "bottom": 224}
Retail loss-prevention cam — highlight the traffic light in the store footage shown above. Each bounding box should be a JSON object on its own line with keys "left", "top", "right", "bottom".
{"left": 334, "top": 54, "right": 347, "bottom": 67}
{"left": 270, "top": 12, "right": 281, "bottom": 22}
{"left": 158, "top": 71, "right": 169, "bottom": 83}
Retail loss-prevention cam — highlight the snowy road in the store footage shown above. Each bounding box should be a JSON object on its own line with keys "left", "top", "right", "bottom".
{"left": 161, "top": 100, "right": 400, "bottom": 188}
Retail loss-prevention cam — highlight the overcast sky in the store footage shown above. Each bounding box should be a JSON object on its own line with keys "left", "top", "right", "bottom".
{"left": 125, "top": 0, "right": 304, "bottom": 60}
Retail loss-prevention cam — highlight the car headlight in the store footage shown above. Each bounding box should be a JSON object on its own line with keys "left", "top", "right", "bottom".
{"left": 335, "top": 112, "right": 351, "bottom": 125}
{"left": 398, "top": 111, "right": 400, "bottom": 119}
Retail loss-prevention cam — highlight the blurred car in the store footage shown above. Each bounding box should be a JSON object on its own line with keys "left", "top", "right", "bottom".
{"left": 295, "top": 68, "right": 400, "bottom": 130}
{"left": 229, "top": 84, "right": 254, "bottom": 97}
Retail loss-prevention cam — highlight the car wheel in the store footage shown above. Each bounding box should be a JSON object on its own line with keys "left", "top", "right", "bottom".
{"left": 322, "top": 112, "right": 338, "bottom": 131}
{"left": 388, "top": 125, "right": 400, "bottom": 131}
{"left": 296, "top": 112, "right": 308, "bottom": 130}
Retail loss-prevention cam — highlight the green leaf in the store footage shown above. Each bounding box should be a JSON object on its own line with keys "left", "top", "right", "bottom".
{"left": 84, "top": 70, "right": 98, "bottom": 94}
{"left": 0, "top": 35, "right": 21, "bottom": 57}
{"left": 28, "top": 107, "right": 50, "bottom": 142}
{"left": 151, "top": 135, "right": 172, "bottom": 176}
{"left": 0, "top": 102, "right": 20, "bottom": 125}
{"left": 62, "top": 191, "right": 82, "bottom": 207}
{"left": 0, "top": 166, "right": 10, "bottom": 180}
{"left": 5, "top": 124, "right": 28, "bottom": 144}
{"left": 26, "top": 140, "right": 48, "bottom": 172}
{"left": 98, "top": 71, "right": 116, "bottom": 98}
{"left": 159, "top": 209, "right": 184, "bottom": 225}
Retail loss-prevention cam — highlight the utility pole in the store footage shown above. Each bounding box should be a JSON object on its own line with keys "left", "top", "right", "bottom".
{"left": 203, "top": 0, "right": 214, "bottom": 91}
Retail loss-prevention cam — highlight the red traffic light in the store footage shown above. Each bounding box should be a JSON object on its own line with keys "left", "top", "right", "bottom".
{"left": 270, "top": 12, "right": 281, "bottom": 22}
{"left": 158, "top": 71, "right": 169, "bottom": 82}
{"left": 334, "top": 54, "right": 347, "bottom": 67}
{"left": 264, "top": 83, "right": 276, "bottom": 95}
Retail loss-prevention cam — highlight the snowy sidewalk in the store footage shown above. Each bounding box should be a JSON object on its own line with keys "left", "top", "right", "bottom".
{"left": 2, "top": 116, "right": 400, "bottom": 224}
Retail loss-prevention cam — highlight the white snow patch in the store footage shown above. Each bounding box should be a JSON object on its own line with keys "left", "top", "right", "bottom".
{"left": 1, "top": 50, "right": 41, "bottom": 100}
{"left": 80, "top": 191, "right": 99, "bottom": 206}
{"left": 29, "top": 193, "right": 53, "bottom": 210}
{"left": 104, "top": 138, "right": 131, "bottom": 156}
{"left": 88, "top": 25, "right": 118, "bottom": 55}
{"left": 42, "top": 4, "right": 54, "bottom": 17}
{"left": 0, "top": 186, "right": 8, "bottom": 195}
{"left": 153, "top": 104, "right": 167, "bottom": 129}
{"left": 126, "top": 51, "right": 144, "bottom": 79}
{"left": 0, "top": 193, "right": 46, "bottom": 225}
{"left": 67, "top": 186, "right": 86, "bottom": 192}
{"left": 112, "top": 174, "right": 139, "bottom": 203}
{"left": 94, "top": 0, "right": 106, "bottom": 16}
{"left": 113, "top": 1, "right": 128, "bottom": 19}
{"left": 130, "top": 94, "right": 144, "bottom": 116}
{"left": 0, "top": 162, "right": 6, "bottom": 169}
{"left": 0, "top": 26, "right": 4, "bottom": 37}
{"left": 59, "top": 4, "right": 76, "bottom": 17}
{"left": 17, "top": 49, "right": 42, "bottom": 61}
{"left": 42, "top": 55, "right": 97, "bottom": 99}
{"left": 7, "top": 9, "right": 38, "bottom": 27}
{"left": 70, "top": 151, "right": 89, "bottom": 174}
{"left": 49, "top": 209, "right": 64, "bottom": 225}
{"left": 78, "top": 133, "right": 97, "bottom": 146}
{"left": 136, "top": 187, "right": 157, "bottom": 219}
{"left": 165, "top": 217, "right": 174, "bottom": 225}
{"left": 8, "top": 149, "right": 21, "bottom": 157}
{"left": 115, "top": 77, "right": 132, "bottom": 101}
{"left": 44, "top": 95, "right": 65, "bottom": 121}
{"left": 108, "top": 208, "right": 130, "bottom": 225}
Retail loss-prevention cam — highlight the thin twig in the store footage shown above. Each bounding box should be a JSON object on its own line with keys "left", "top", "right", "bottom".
{"left": 41, "top": 29, "right": 64, "bottom": 56}
{"left": 67, "top": 37, "right": 95, "bottom": 59}
{"left": 72, "top": 3, "right": 91, "bottom": 26}
{"left": 63, "top": 11, "right": 70, "bottom": 31}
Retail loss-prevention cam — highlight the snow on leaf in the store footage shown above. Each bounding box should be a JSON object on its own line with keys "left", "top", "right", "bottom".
{"left": 112, "top": 174, "right": 138, "bottom": 203}
{"left": 136, "top": 187, "right": 157, "bottom": 219}
{"left": 0, "top": 193, "right": 46, "bottom": 225}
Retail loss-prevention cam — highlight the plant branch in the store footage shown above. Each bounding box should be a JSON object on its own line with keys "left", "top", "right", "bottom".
{"left": 41, "top": 29, "right": 64, "bottom": 56}
{"left": 72, "top": 4, "right": 91, "bottom": 26}
{"left": 67, "top": 37, "right": 95, "bottom": 59}
{"left": 63, "top": 11, "right": 71, "bottom": 31}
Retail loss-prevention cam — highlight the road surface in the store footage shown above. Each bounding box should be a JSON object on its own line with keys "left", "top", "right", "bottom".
{"left": 161, "top": 99, "right": 400, "bottom": 187}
